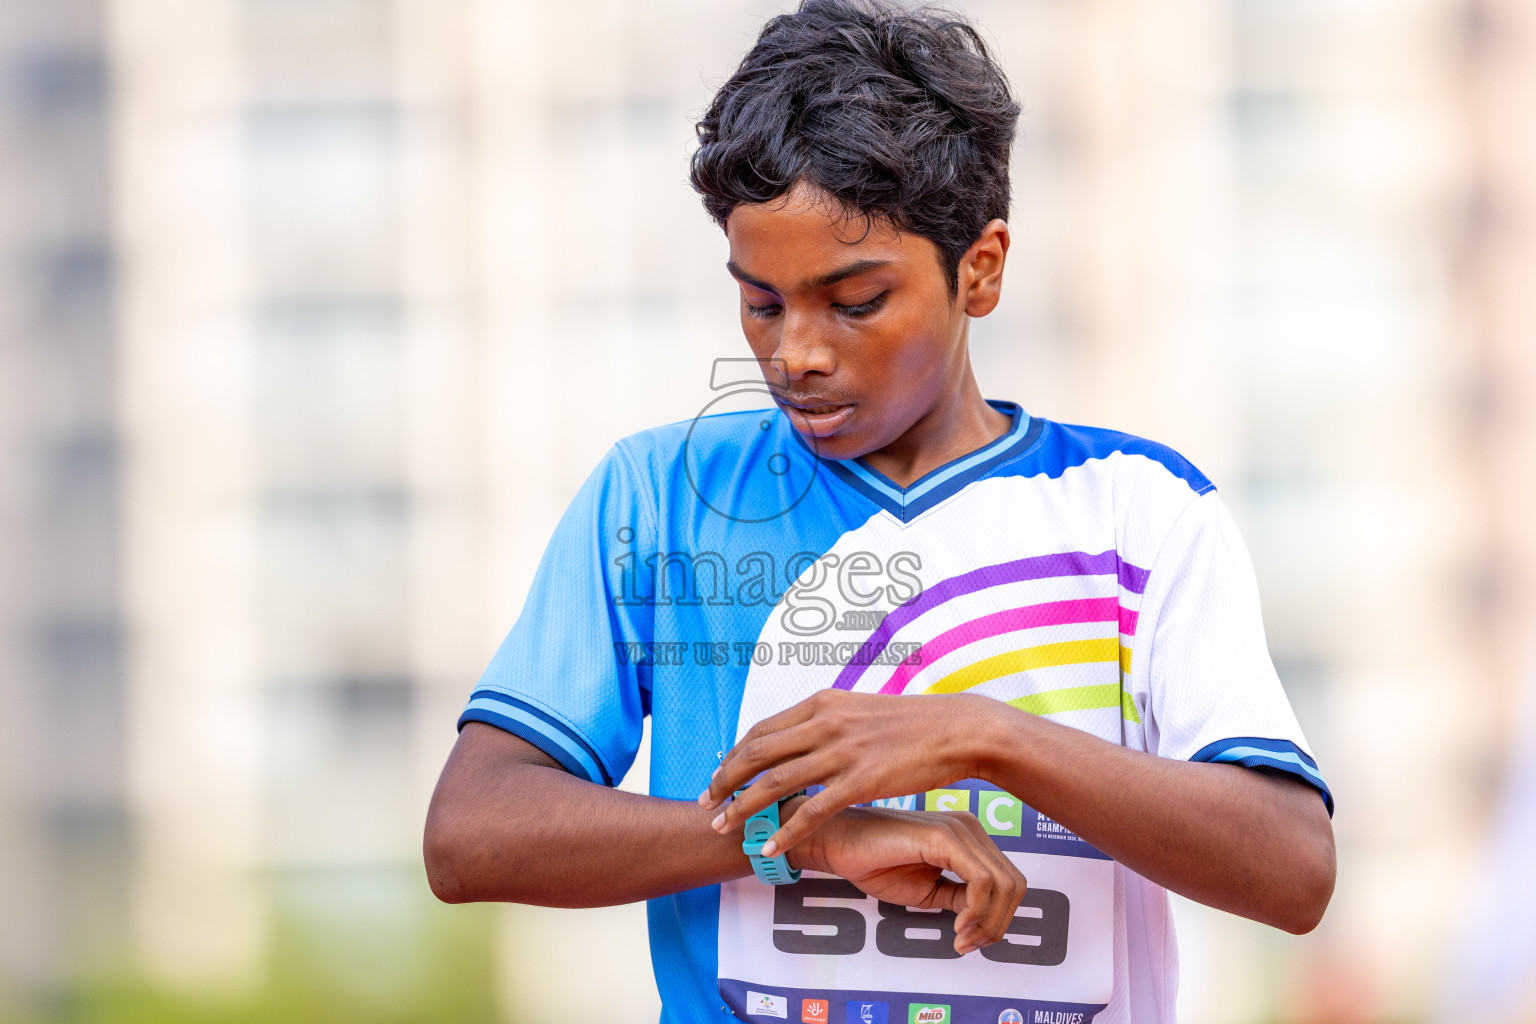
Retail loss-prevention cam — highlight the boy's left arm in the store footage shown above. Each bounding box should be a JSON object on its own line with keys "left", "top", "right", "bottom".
{"left": 705, "top": 492, "right": 1335, "bottom": 934}
{"left": 700, "top": 689, "right": 1335, "bottom": 934}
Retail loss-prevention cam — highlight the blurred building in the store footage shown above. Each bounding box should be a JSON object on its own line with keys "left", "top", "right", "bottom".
{"left": 0, "top": 0, "right": 1530, "bottom": 1021}
{"left": 0, "top": 0, "right": 130, "bottom": 1007}
{"left": 109, "top": 0, "right": 491, "bottom": 999}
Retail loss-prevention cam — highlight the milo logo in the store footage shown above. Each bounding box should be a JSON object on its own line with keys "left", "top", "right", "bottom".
{"left": 907, "top": 1006, "right": 950, "bottom": 1024}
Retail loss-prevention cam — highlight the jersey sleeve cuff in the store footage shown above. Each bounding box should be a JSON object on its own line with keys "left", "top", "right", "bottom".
{"left": 458, "top": 689, "right": 614, "bottom": 786}
{"left": 1189, "top": 736, "right": 1334, "bottom": 817}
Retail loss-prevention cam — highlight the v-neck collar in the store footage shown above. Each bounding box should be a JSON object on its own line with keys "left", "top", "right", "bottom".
{"left": 802, "top": 400, "right": 1042, "bottom": 523}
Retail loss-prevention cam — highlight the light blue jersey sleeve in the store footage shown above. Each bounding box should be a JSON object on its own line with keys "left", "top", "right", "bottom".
{"left": 458, "top": 446, "right": 654, "bottom": 786}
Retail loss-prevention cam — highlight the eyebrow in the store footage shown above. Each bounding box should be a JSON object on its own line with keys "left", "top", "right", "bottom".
{"left": 726, "top": 258, "right": 892, "bottom": 295}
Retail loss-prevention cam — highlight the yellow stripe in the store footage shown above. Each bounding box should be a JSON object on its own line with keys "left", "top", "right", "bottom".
{"left": 923, "top": 638, "right": 1119, "bottom": 695}
{"left": 1119, "top": 644, "right": 1139, "bottom": 722}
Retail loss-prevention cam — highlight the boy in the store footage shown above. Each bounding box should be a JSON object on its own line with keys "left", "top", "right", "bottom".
{"left": 425, "top": 2, "right": 1335, "bottom": 1022}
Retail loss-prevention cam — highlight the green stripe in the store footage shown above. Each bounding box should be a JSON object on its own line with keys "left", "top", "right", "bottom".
{"left": 1006, "top": 683, "right": 1127, "bottom": 717}
{"left": 1120, "top": 687, "right": 1141, "bottom": 724}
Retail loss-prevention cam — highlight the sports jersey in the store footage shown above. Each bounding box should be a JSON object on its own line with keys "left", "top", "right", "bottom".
{"left": 460, "top": 401, "right": 1332, "bottom": 1024}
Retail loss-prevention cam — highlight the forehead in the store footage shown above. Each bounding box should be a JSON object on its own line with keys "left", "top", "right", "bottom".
{"left": 725, "top": 182, "right": 929, "bottom": 281}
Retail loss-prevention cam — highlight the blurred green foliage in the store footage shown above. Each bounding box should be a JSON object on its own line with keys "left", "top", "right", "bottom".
{"left": 0, "top": 867, "right": 500, "bottom": 1024}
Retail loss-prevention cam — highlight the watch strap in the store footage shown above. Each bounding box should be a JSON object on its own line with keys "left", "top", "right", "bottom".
{"left": 740, "top": 790, "right": 805, "bottom": 885}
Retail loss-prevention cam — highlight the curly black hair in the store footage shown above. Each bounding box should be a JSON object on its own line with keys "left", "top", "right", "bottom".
{"left": 690, "top": 0, "right": 1020, "bottom": 295}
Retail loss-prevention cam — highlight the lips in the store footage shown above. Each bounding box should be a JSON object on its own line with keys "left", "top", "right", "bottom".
{"left": 779, "top": 400, "right": 854, "bottom": 437}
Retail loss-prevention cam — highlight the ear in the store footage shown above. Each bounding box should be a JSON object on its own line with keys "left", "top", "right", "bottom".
{"left": 958, "top": 219, "right": 1010, "bottom": 317}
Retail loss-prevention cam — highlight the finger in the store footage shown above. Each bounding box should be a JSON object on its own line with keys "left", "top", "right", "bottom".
{"left": 917, "top": 818, "right": 996, "bottom": 954}
{"left": 971, "top": 850, "right": 1026, "bottom": 947}
{"left": 703, "top": 692, "right": 847, "bottom": 806}
{"left": 711, "top": 753, "right": 838, "bottom": 834}
{"left": 943, "top": 815, "right": 1017, "bottom": 946}
{"left": 956, "top": 858, "right": 998, "bottom": 954}
{"left": 875, "top": 816, "right": 996, "bottom": 953}
{"left": 701, "top": 724, "right": 822, "bottom": 810}
{"left": 734, "top": 694, "right": 825, "bottom": 749}
{"left": 723, "top": 692, "right": 832, "bottom": 762}
{"left": 994, "top": 859, "right": 1029, "bottom": 944}
{"left": 939, "top": 815, "right": 1019, "bottom": 953}
{"left": 760, "top": 783, "right": 857, "bottom": 856}
{"left": 925, "top": 875, "right": 969, "bottom": 917}
{"left": 973, "top": 817, "right": 1028, "bottom": 944}
{"left": 953, "top": 816, "right": 1025, "bottom": 947}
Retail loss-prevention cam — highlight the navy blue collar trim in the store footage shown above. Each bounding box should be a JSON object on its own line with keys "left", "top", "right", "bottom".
{"left": 804, "top": 401, "right": 1042, "bottom": 523}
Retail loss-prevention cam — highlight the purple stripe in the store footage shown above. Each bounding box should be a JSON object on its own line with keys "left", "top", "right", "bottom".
{"left": 1119, "top": 560, "right": 1151, "bottom": 595}
{"left": 833, "top": 549, "right": 1133, "bottom": 691}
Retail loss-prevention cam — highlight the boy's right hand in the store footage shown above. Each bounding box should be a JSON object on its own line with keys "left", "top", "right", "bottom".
{"left": 783, "top": 799, "right": 1027, "bottom": 956}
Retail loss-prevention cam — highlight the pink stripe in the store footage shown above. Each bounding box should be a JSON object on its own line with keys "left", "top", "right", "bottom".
{"left": 1119, "top": 606, "right": 1139, "bottom": 636}
{"left": 877, "top": 597, "right": 1120, "bottom": 695}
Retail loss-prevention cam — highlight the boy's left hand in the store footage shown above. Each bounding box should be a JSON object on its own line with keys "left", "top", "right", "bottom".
{"left": 699, "top": 689, "right": 993, "bottom": 857}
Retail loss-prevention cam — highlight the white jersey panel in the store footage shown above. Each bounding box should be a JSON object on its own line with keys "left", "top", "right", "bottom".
{"left": 721, "top": 461, "right": 1220, "bottom": 1024}
{"left": 1128, "top": 492, "right": 1329, "bottom": 807}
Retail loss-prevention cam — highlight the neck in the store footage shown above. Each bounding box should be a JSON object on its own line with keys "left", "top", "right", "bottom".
{"left": 859, "top": 356, "right": 1011, "bottom": 488}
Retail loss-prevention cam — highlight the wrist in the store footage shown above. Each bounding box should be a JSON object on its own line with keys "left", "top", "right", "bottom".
{"left": 781, "top": 796, "right": 829, "bottom": 874}
{"left": 966, "top": 696, "right": 1037, "bottom": 783}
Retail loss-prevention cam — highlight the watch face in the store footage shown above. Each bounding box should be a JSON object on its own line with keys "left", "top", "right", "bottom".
{"left": 685, "top": 359, "right": 820, "bottom": 524}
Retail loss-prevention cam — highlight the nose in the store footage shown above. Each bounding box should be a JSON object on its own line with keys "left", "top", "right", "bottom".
{"left": 771, "top": 308, "right": 836, "bottom": 382}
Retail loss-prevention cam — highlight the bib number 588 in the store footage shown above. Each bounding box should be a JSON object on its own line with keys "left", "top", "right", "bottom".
{"left": 771, "top": 878, "right": 1070, "bottom": 967}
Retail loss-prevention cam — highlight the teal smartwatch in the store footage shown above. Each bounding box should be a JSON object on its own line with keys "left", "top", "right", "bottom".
{"left": 739, "top": 789, "right": 805, "bottom": 885}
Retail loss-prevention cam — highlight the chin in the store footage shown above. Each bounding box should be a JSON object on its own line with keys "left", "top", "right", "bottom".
{"left": 800, "top": 430, "right": 871, "bottom": 463}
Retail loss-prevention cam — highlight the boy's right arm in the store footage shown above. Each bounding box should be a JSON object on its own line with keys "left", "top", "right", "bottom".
{"left": 425, "top": 722, "right": 1028, "bottom": 955}
{"left": 425, "top": 722, "right": 756, "bottom": 907}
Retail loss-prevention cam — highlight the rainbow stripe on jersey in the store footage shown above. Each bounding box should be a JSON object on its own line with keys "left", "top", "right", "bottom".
{"left": 831, "top": 549, "right": 1145, "bottom": 723}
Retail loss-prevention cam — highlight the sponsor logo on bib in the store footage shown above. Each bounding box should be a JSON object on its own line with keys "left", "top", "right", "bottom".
{"left": 846, "top": 1002, "right": 889, "bottom": 1024}
{"left": 748, "top": 991, "right": 788, "bottom": 1018}
{"left": 998, "top": 1011, "right": 1024, "bottom": 1024}
{"left": 980, "top": 791, "right": 1024, "bottom": 837}
{"left": 802, "top": 998, "right": 829, "bottom": 1023}
{"left": 907, "top": 1005, "right": 950, "bottom": 1024}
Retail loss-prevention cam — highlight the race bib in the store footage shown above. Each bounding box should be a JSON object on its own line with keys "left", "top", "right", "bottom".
{"left": 717, "top": 779, "right": 1114, "bottom": 1024}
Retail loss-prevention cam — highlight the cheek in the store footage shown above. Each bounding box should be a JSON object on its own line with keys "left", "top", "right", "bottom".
{"left": 874, "top": 310, "right": 951, "bottom": 375}
{"left": 740, "top": 321, "right": 777, "bottom": 359}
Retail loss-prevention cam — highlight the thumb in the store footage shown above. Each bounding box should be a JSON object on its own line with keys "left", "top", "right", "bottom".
{"left": 923, "top": 876, "right": 968, "bottom": 916}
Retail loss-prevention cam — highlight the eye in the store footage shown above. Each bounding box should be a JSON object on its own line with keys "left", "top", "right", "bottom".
{"left": 743, "top": 300, "right": 782, "bottom": 319}
{"left": 833, "top": 292, "right": 887, "bottom": 317}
